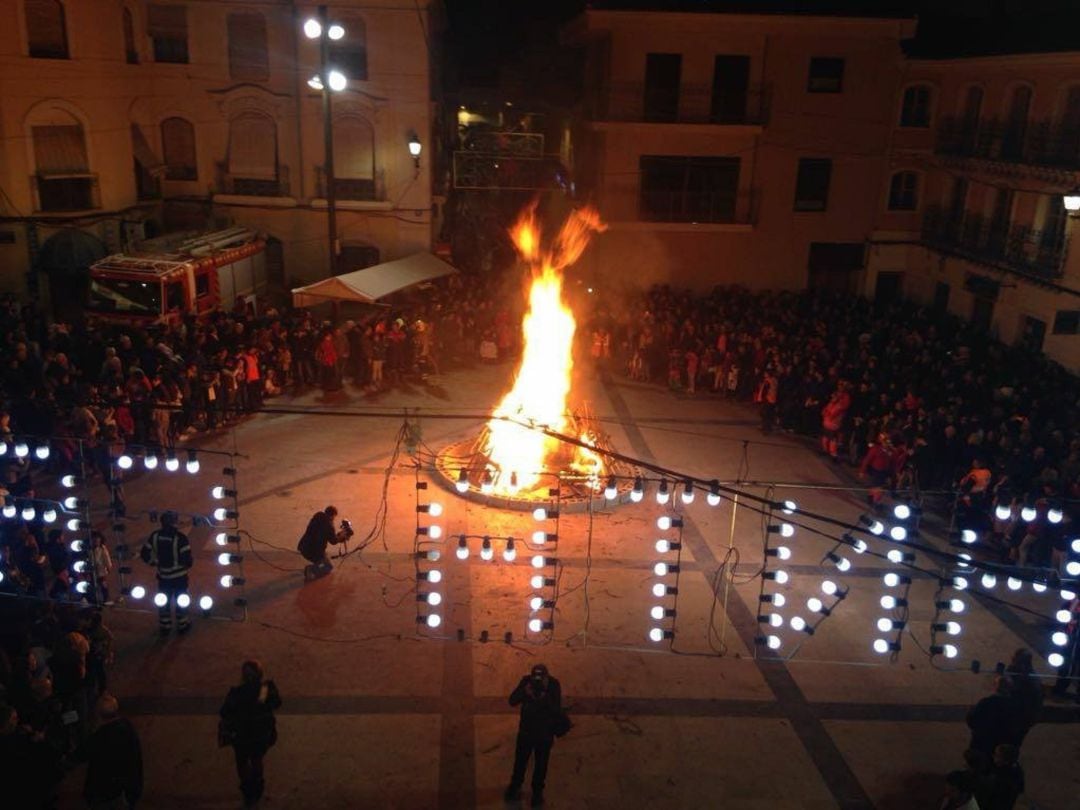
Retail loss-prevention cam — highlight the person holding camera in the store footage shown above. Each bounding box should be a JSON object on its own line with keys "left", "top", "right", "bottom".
{"left": 296, "top": 505, "right": 352, "bottom": 581}
{"left": 505, "top": 663, "right": 563, "bottom": 807}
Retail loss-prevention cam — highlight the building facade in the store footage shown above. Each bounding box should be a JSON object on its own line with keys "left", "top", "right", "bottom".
{"left": 868, "top": 51, "right": 1080, "bottom": 370}
{"left": 566, "top": 8, "right": 916, "bottom": 293}
{"left": 0, "top": 0, "right": 433, "bottom": 309}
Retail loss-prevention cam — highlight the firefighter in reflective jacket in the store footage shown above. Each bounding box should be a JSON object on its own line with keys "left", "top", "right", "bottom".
{"left": 140, "top": 510, "right": 193, "bottom": 634}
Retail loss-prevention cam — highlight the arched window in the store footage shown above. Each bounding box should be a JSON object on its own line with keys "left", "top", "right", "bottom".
{"left": 122, "top": 7, "right": 137, "bottom": 64}
{"left": 227, "top": 12, "right": 269, "bottom": 82}
{"left": 161, "top": 117, "right": 197, "bottom": 180}
{"left": 329, "top": 15, "right": 367, "bottom": 80}
{"left": 1002, "top": 85, "right": 1032, "bottom": 160}
{"left": 332, "top": 115, "right": 376, "bottom": 200}
{"left": 29, "top": 107, "right": 94, "bottom": 211}
{"left": 227, "top": 113, "right": 278, "bottom": 194}
{"left": 887, "top": 171, "right": 918, "bottom": 211}
{"left": 26, "top": 0, "right": 68, "bottom": 59}
{"left": 899, "top": 84, "right": 932, "bottom": 128}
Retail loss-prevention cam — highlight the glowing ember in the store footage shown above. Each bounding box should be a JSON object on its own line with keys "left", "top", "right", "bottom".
{"left": 483, "top": 205, "right": 606, "bottom": 494}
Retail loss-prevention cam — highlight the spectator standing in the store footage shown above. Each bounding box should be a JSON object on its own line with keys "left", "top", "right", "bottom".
{"left": 139, "top": 511, "right": 192, "bottom": 635}
{"left": 504, "top": 663, "right": 562, "bottom": 807}
{"left": 72, "top": 693, "right": 143, "bottom": 810}
{"left": 220, "top": 660, "right": 281, "bottom": 808}
{"left": 966, "top": 675, "right": 1022, "bottom": 757}
{"left": 975, "top": 744, "right": 1025, "bottom": 810}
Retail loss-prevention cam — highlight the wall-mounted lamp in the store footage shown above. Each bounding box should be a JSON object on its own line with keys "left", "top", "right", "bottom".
{"left": 408, "top": 132, "right": 422, "bottom": 178}
{"left": 1064, "top": 190, "right": 1080, "bottom": 216}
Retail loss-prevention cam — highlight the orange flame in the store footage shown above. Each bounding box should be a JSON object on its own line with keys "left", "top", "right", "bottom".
{"left": 484, "top": 206, "right": 606, "bottom": 493}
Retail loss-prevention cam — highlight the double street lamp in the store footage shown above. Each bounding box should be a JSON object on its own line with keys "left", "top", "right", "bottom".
{"left": 304, "top": 7, "right": 347, "bottom": 277}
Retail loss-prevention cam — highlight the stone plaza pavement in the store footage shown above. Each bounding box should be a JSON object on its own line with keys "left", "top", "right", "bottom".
{"left": 54, "top": 363, "right": 1079, "bottom": 809}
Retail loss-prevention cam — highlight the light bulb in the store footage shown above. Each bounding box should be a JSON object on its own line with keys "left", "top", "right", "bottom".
{"left": 953, "top": 576, "right": 968, "bottom": 591}
{"left": 480, "top": 541, "right": 493, "bottom": 561}
{"left": 532, "top": 530, "right": 547, "bottom": 545}
{"left": 873, "top": 638, "right": 890, "bottom": 654}
{"left": 455, "top": 470, "right": 469, "bottom": 493}
{"left": 657, "top": 516, "right": 672, "bottom": 531}
{"left": 130, "top": 585, "right": 146, "bottom": 600}
{"left": 144, "top": 454, "right": 158, "bottom": 470}
{"left": 154, "top": 593, "right": 168, "bottom": 607}
{"left": 651, "top": 605, "right": 665, "bottom": 620}
{"left": 707, "top": 489, "right": 721, "bottom": 507}
{"left": 775, "top": 546, "right": 791, "bottom": 561}
{"left": 821, "top": 580, "right": 838, "bottom": 596}
{"left": 680, "top": 481, "right": 694, "bottom": 505}
{"left": 69, "top": 540, "right": 84, "bottom": 552}
{"left": 652, "top": 583, "right": 666, "bottom": 598}
{"left": 945, "top": 621, "right": 961, "bottom": 636}
{"left": 958, "top": 553, "right": 973, "bottom": 568}
{"left": 428, "top": 570, "right": 442, "bottom": 584}
{"left": 34, "top": 445, "right": 49, "bottom": 460}
{"left": 14, "top": 443, "right": 28, "bottom": 457}
{"left": 199, "top": 595, "right": 213, "bottom": 611}
{"left": 1052, "top": 631, "right": 1069, "bottom": 646}
{"left": 1007, "top": 577, "right": 1022, "bottom": 591}
{"left": 877, "top": 617, "right": 894, "bottom": 632}
{"left": 1047, "top": 507, "right": 1063, "bottom": 524}
{"left": 948, "top": 599, "right": 965, "bottom": 613}
{"left": 426, "top": 592, "right": 442, "bottom": 606}
{"left": 782, "top": 500, "right": 797, "bottom": 515}
{"left": 1020, "top": 506, "right": 1037, "bottom": 522}
{"left": 982, "top": 573, "right": 997, "bottom": 589}
{"left": 995, "top": 505, "right": 1011, "bottom": 521}
{"left": 648, "top": 627, "right": 664, "bottom": 642}
{"left": 655, "top": 539, "right": 671, "bottom": 553}
{"left": 942, "top": 644, "right": 958, "bottom": 659}
{"left": 834, "top": 556, "right": 851, "bottom": 572}
{"left": 221, "top": 575, "right": 234, "bottom": 588}
{"left": 1056, "top": 609, "right": 1072, "bottom": 623}
{"left": 531, "top": 555, "right": 545, "bottom": 569}
{"left": 604, "top": 476, "right": 618, "bottom": 500}
{"left": 327, "top": 70, "right": 347, "bottom": 91}
{"left": 21, "top": 507, "right": 35, "bottom": 521}
{"left": 883, "top": 573, "right": 900, "bottom": 587}
{"left": 186, "top": 459, "right": 200, "bottom": 474}
{"left": 772, "top": 593, "right": 786, "bottom": 608}
{"left": 1032, "top": 581, "right": 1047, "bottom": 593}
{"left": 428, "top": 502, "right": 443, "bottom": 517}
{"left": 303, "top": 18, "right": 322, "bottom": 38}
{"left": 889, "top": 526, "right": 907, "bottom": 541}
{"left": 327, "top": 23, "right": 345, "bottom": 40}
{"left": 456, "top": 540, "right": 469, "bottom": 560}
{"left": 1066, "top": 561, "right": 1080, "bottom": 577}
{"left": 73, "top": 560, "right": 87, "bottom": 573}
{"left": 767, "top": 613, "right": 782, "bottom": 627}
{"left": 214, "top": 508, "right": 228, "bottom": 521}
{"left": 1062, "top": 590, "right": 1077, "bottom": 601}
{"left": 656, "top": 480, "right": 670, "bottom": 505}
{"left": 218, "top": 553, "right": 232, "bottom": 565}
{"left": 654, "top": 562, "right": 669, "bottom": 576}
{"left": 807, "top": 597, "right": 823, "bottom": 613}
{"left": 426, "top": 614, "right": 442, "bottom": 628}
{"left": 533, "top": 508, "right": 548, "bottom": 522}
{"left": 503, "top": 542, "right": 516, "bottom": 562}
{"left": 869, "top": 520, "right": 884, "bottom": 535}
{"left": 773, "top": 570, "right": 789, "bottom": 584}
{"left": 75, "top": 581, "right": 89, "bottom": 594}
{"left": 1048, "top": 652, "right": 1065, "bottom": 668}
{"left": 528, "top": 618, "right": 543, "bottom": 633}
{"left": 530, "top": 595, "right": 544, "bottom": 611}
{"left": 165, "top": 456, "right": 180, "bottom": 472}
{"left": 630, "top": 479, "right": 644, "bottom": 502}
{"left": 66, "top": 518, "right": 80, "bottom": 531}
{"left": 42, "top": 508, "right": 56, "bottom": 523}
{"left": 893, "top": 504, "right": 911, "bottom": 520}
{"left": 880, "top": 595, "right": 897, "bottom": 610}
{"left": 1071, "top": 538, "right": 1080, "bottom": 554}
{"left": 216, "top": 533, "right": 228, "bottom": 546}
{"left": 887, "top": 549, "right": 904, "bottom": 564}
{"left": 853, "top": 539, "right": 868, "bottom": 554}
{"left": 61, "top": 474, "right": 76, "bottom": 488}
{"left": 790, "top": 616, "right": 806, "bottom": 632}
{"left": 961, "top": 529, "right": 977, "bottom": 544}
{"left": 177, "top": 594, "right": 191, "bottom": 609}
{"left": 427, "top": 525, "right": 443, "bottom": 540}
{"left": 212, "top": 486, "right": 226, "bottom": 500}
{"left": 766, "top": 635, "right": 781, "bottom": 650}
{"left": 780, "top": 523, "right": 795, "bottom": 538}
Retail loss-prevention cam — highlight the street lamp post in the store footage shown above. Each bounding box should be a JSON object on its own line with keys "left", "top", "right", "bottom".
{"left": 304, "top": 7, "right": 347, "bottom": 278}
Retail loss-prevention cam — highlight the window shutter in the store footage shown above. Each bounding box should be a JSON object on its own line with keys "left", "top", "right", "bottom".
{"left": 32, "top": 125, "right": 89, "bottom": 174}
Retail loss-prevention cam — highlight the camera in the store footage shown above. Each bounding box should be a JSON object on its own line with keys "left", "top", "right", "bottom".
{"left": 340, "top": 518, "right": 355, "bottom": 539}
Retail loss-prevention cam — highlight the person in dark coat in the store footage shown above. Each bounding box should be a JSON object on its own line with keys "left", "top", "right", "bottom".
{"left": 504, "top": 663, "right": 562, "bottom": 807}
{"left": 1004, "top": 648, "right": 1043, "bottom": 744}
{"left": 966, "top": 674, "right": 1022, "bottom": 757}
{"left": 220, "top": 659, "right": 281, "bottom": 807}
{"left": 72, "top": 693, "right": 143, "bottom": 809}
{"left": 297, "top": 505, "right": 349, "bottom": 581}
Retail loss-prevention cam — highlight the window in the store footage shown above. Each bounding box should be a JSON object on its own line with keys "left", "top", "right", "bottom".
{"left": 643, "top": 53, "right": 681, "bottom": 122}
{"left": 227, "top": 113, "right": 278, "bottom": 194}
{"left": 195, "top": 272, "right": 211, "bottom": 298}
{"left": 711, "top": 54, "right": 750, "bottom": 124}
{"left": 148, "top": 4, "right": 188, "bottom": 64}
{"left": 161, "top": 117, "right": 196, "bottom": 180}
{"left": 794, "top": 158, "right": 832, "bottom": 211}
{"left": 1001, "top": 85, "right": 1032, "bottom": 160}
{"left": 807, "top": 57, "right": 843, "bottom": 93}
{"left": 959, "top": 85, "right": 983, "bottom": 152}
{"left": 122, "top": 7, "right": 138, "bottom": 63}
{"left": 887, "top": 171, "right": 918, "bottom": 211}
{"left": 900, "top": 85, "right": 932, "bottom": 128}
{"left": 1052, "top": 310, "right": 1079, "bottom": 335}
{"left": 332, "top": 116, "right": 376, "bottom": 200}
{"left": 26, "top": 0, "right": 68, "bottom": 59}
{"left": 329, "top": 15, "right": 367, "bottom": 80}
{"left": 638, "top": 155, "right": 740, "bottom": 223}
{"left": 227, "top": 12, "right": 268, "bottom": 81}
{"left": 31, "top": 115, "right": 95, "bottom": 211}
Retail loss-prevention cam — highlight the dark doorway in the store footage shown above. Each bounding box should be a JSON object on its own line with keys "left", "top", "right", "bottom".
{"left": 971, "top": 295, "right": 995, "bottom": 333}
{"left": 807, "top": 242, "right": 864, "bottom": 294}
{"left": 933, "top": 281, "right": 950, "bottom": 315}
{"left": 1019, "top": 316, "right": 1046, "bottom": 353}
{"left": 644, "top": 53, "right": 681, "bottom": 122}
{"left": 337, "top": 243, "right": 379, "bottom": 275}
{"left": 265, "top": 236, "right": 284, "bottom": 286}
{"left": 874, "top": 271, "right": 902, "bottom": 305}
{"left": 711, "top": 55, "right": 750, "bottom": 123}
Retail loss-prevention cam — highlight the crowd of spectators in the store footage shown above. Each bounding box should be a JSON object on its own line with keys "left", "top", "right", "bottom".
{"left": 590, "top": 284, "right": 1079, "bottom": 567}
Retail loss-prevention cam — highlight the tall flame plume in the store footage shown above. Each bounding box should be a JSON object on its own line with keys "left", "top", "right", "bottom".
{"left": 483, "top": 206, "right": 606, "bottom": 494}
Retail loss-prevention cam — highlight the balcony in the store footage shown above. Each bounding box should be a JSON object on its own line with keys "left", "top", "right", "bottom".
{"left": 215, "top": 163, "right": 290, "bottom": 198}
{"left": 639, "top": 189, "right": 755, "bottom": 226}
{"left": 921, "top": 205, "right": 1066, "bottom": 280}
{"left": 32, "top": 173, "right": 100, "bottom": 213}
{"left": 591, "top": 82, "right": 769, "bottom": 127}
{"left": 315, "top": 168, "right": 383, "bottom": 202}
{"left": 936, "top": 116, "right": 1080, "bottom": 172}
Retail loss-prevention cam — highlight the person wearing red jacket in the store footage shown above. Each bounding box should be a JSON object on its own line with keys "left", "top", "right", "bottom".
{"left": 859, "top": 434, "right": 895, "bottom": 506}
{"left": 820, "top": 383, "right": 851, "bottom": 461}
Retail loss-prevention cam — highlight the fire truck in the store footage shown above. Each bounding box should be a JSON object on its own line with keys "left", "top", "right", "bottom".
{"left": 87, "top": 228, "right": 267, "bottom": 324}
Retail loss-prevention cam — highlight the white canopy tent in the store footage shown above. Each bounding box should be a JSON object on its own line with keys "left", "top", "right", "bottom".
{"left": 291, "top": 252, "right": 458, "bottom": 307}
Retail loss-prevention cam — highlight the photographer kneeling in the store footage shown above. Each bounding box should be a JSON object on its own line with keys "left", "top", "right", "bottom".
{"left": 297, "top": 505, "right": 353, "bottom": 582}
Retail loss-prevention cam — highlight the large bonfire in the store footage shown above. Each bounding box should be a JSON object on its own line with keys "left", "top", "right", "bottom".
{"left": 481, "top": 205, "right": 607, "bottom": 496}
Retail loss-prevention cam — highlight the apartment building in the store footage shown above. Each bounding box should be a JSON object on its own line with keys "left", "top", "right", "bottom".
{"left": 868, "top": 52, "right": 1080, "bottom": 369}
{"left": 0, "top": 0, "right": 433, "bottom": 309}
{"left": 565, "top": 7, "right": 915, "bottom": 292}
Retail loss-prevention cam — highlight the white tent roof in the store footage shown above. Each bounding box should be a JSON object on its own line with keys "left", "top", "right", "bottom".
{"left": 291, "top": 252, "right": 458, "bottom": 307}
